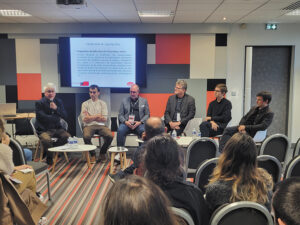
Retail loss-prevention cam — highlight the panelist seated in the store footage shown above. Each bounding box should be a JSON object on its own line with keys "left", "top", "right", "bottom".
{"left": 81, "top": 84, "right": 113, "bottom": 163}
{"left": 35, "top": 83, "right": 70, "bottom": 165}
{"left": 164, "top": 80, "right": 196, "bottom": 136}
{"left": 219, "top": 91, "right": 274, "bottom": 152}
{"left": 200, "top": 83, "right": 232, "bottom": 137}
{"left": 117, "top": 84, "right": 149, "bottom": 147}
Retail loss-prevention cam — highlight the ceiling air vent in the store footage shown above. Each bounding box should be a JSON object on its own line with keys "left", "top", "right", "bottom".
{"left": 282, "top": 1, "right": 300, "bottom": 10}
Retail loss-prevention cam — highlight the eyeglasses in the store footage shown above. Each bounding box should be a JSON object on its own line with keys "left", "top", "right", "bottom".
{"left": 46, "top": 90, "right": 55, "bottom": 93}
{"left": 175, "top": 86, "right": 183, "bottom": 90}
{"left": 89, "top": 91, "right": 97, "bottom": 94}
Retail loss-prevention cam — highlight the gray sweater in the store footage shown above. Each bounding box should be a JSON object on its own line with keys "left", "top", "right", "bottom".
{"left": 0, "top": 143, "right": 14, "bottom": 175}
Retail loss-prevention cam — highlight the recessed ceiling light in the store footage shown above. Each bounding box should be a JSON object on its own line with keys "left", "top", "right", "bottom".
{"left": 286, "top": 9, "right": 300, "bottom": 16}
{"left": 138, "top": 11, "right": 174, "bottom": 18}
{"left": 0, "top": 9, "right": 32, "bottom": 17}
{"left": 223, "top": 17, "right": 227, "bottom": 21}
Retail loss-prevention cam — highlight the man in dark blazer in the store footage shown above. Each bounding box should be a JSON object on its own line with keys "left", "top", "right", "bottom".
{"left": 35, "top": 83, "right": 70, "bottom": 165}
{"left": 219, "top": 91, "right": 274, "bottom": 152}
{"left": 164, "top": 80, "right": 196, "bottom": 136}
{"left": 117, "top": 84, "right": 150, "bottom": 147}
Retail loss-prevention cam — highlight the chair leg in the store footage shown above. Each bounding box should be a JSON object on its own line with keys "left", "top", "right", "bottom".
{"left": 39, "top": 144, "right": 44, "bottom": 161}
{"left": 46, "top": 171, "right": 51, "bottom": 201}
{"left": 34, "top": 140, "right": 40, "bottom": 161}
{"left": 110, "top": 152, "right": 116, "bottom": 174}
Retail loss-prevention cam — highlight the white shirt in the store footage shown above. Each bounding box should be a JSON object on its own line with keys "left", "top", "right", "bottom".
{"left": 81, "top": 99, "right": 108, "bottom": 127}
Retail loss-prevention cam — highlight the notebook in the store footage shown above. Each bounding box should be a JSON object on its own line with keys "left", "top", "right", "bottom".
{"left": 0, "top": 103, "right": 17, "bottom": 117}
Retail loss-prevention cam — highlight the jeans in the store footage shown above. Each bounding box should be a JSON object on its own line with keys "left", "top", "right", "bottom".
{"left": 117, "top": 123, "right": 145, "bottom": 147}
{"left": 218, "top": 126, "right": 239, "bottom": 152}
{"left": 23, "top": 148, "right": 32, "bottom": 162}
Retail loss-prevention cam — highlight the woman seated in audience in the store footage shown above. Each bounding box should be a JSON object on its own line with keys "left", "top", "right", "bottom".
{"left": 205, "top": 133, "right": 273, "bottom": 213}
{"left": 100, "top": 175, "right": 179, "bottom": 225}
{"left": 0, "top": 117, "right": 47, "bottom": 224}
{"left": 144, "top": 134, "right": 209, "bottom": 225}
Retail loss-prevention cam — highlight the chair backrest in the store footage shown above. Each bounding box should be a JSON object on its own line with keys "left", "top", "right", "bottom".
{"left": 183, "top": 118, "right": 202, "bottom": 137}
{"left": 185, "top": 138, "right": 218, "bottom": 178}
{"left": 259, "top": 133, "right": 290, "bottom": 163}
{"left": 284, "top": 155, "right": 300, "bottom": 179}
{"left": 293, "top": 137, "right": 300, "bottom": 158}
{"left": 210, "top": 201, "right": 274, "bottom": 225}
{"left": 30, "top": 117, "right": 39, "bottom": 137}
{"left": 171, "top": 207, "right": 195, "bottom": 225}
{"left": 9, "top": 138, "right": 26, "bottom": 166}
{"left": 257, "top": 155, "right": 282, "bottom": 184}
{"left": 78, "top": 115, "right": 83, "bottom": 133}
{"left": 253, "top": 130, "right": 267, "bottom": 143}
{"left": 194, "top": 157, "right": 218, "bottom": 193}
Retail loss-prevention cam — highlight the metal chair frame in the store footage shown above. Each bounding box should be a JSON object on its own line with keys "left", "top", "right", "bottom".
{"left": 284, "top": 155, "right": 300, "bottom": 179}
{"left": 257, "top": 155, "right": 282, "bottom": 183}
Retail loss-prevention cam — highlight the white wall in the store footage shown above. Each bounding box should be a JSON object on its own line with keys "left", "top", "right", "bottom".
{"left": 2, "top": 22, "right": 300, "bottom": 142}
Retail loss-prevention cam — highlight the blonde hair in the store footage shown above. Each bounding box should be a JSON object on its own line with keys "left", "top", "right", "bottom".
{"left": 209, "top": 133, "right": 271, "bottom": 204}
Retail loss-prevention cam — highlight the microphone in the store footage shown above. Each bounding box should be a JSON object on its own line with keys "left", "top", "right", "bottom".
{"left": 50, "top": 99, "right": 54, "bottom": 114}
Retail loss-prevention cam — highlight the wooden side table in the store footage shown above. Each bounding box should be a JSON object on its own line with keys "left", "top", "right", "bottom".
{"left": 108, "top": 146, "right": 128, "bottom": 174}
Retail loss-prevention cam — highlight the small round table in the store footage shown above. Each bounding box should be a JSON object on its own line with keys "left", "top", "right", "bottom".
{"left": 48, "top": 144, "right": 96, "bottom": 173}
{"left": 108, "top": 146, "right": 128, "bottom": 174}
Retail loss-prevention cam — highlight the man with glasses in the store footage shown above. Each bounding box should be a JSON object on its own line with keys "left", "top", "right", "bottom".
{"left": 35, "top": 83, "right": 70, "bottom": 165}
{"left": 164, "top": 80, "right": 196, "bottom": 136}
{"left": 81, "top": 84, "right": 113, "bottom": 163}
{"left": 117, "top": 84, "right": 149, "bottom": 147}
{"left": 200, "top": 84, "right": 232, "bottom": 137}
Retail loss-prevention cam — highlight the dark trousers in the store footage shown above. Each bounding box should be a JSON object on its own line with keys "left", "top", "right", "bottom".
{"left": 83, "top": 125, "right": 113, "bottom": 156}
{"left": 199, "top": 121, "right": 223, "bottom": 137}
{"left": 218, "top": 126, "right": 239, "bottom": 152}
{"left": 40, "top": 129, "right": 70, "bottom": 159}
{"left": 166, "top": 123, "right": 185, "bottom": 136}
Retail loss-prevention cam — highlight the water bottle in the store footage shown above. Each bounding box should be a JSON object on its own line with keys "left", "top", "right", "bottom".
{"left": 68, "top": 137, "right": 73, "bottom": 148}
{"left": 171, "top": 130, "right": 177, "bottom": 139}
{"left": 192, "top": 128, "right": 197, "bottom": 139}
{"left": 198, "top": 131, "right": 202, "bottom": 138}
{"left": 73, "top": 136, "right": 78, "bottom": 148}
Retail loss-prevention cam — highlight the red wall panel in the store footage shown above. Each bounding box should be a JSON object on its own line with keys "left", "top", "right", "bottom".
{"left": 17, "top": 73, "right": 41, "bottom": 100}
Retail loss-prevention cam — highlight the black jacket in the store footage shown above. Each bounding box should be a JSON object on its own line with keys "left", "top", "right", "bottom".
{"left": 35, "top": 97, "right": 68, "bottom": 132}
{"left": 239, "top": 105, "right": 274, "bottom": 137}
{"left": 160, "top": 179, "right": 209, "bottom": 225}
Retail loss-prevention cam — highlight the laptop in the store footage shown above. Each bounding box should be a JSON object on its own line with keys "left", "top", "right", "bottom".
{"left": 0, "top": 103, "right": 17, "bottom": 117}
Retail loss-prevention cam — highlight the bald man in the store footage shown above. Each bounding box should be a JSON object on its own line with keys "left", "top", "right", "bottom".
{"left": 109, "top": 117, "right": 165, "bottom": 182}
{"left": 117, "top": 84, "right": 150, "bottom": 147}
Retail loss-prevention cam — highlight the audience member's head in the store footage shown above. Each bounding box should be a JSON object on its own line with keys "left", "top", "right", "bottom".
{"left": 101, "top": 175, "right": 178, "bottom": 225}
{"left": 144, "top": 117, "right": 165, "bottom": 141}
{"left": 256, "top": 91, "right": 272, "bottom": 104}
{"left": 145, "top": 134, "right": 182, "bottom": 186}
{"left": 210, "top": 133, "right": 271, "bottom": 204}
{"left": 272, "top": 177, "right": 300, "bottom": 225}
{"left": 130, "top": 84, "right": 140, "bottom": 100}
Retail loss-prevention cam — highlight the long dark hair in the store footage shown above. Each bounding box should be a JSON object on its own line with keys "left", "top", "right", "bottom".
{"left": 145, "top": 134, "right": 182, "bottom": 186}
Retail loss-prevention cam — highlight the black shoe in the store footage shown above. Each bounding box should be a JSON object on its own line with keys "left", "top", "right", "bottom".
{"left": 108, "top": 171, "right": 126, "bottom": 183}
{"left": 46, "top": 157, "right": 53, "bottom": 165}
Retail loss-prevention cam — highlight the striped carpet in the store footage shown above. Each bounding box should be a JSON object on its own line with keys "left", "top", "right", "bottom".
{"left": 36, "top": 156, "right": 120, "bottom": 225}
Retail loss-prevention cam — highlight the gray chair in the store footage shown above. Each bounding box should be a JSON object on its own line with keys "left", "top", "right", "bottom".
{"left": 30, "top": 117, "right": 69, "bottom": 162}
{"left": 284, "top": 155, "right": 300, "bottom": 179}
{"left": 253, "top": 130, "right": 267, "bottom": 143}
{"left": 210, "top": 201, "right": 274, "bottom": 225}
{"left": 292, "top": 137, "right": 300, "bottom": 158}
{"left": 171, "top": 207, "right": 195, "bottom": 225}
{"left": 184, "top": 137, "right": 218, "bottom": 179}
{"left": 194, "top": 157, "right": 218, "bottom": 193}
{"left": 259, "top": 133, "right": 290, "bottom": 164}
{"left": 9, "top": 138, "right": 51, "bottom": 200}
{"left": 257, "top": 155, "right": 282, "bottom": 184}
{"left": 183, "top": 118, "right": 202, "bottom": 137}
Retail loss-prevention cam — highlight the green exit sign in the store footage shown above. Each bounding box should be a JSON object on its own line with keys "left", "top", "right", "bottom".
{"left": 266, "top": 24, "right": 278, "bottom": 30}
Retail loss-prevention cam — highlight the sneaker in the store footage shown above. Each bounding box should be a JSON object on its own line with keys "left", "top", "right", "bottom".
{"left": 100, "top": 154, "right": 107, "bottom": 163}
{"left": 108, "top": 171, "right": 126, "bottom": 183}
{"left": 38, "top": 217, "right": 47, "bottom": 225}
{"left": 90, "top": 156, "right": 96, "bottom": 164}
